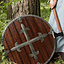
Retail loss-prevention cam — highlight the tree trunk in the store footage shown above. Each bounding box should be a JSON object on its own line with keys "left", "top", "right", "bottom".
{"left": 28, "top": 0, "right": 40, "bottom": 16}
{"left": 7, "top": 0, "right": 40, "bottom": 19}
{"left": 6, "top": 0, "right": 12, "bottom": 19}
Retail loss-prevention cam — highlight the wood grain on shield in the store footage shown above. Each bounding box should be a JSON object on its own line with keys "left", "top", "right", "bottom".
{"left": 3, "top": 37, "right": 14, "bottom": 62}
{"left": 34, "top": 17, "right": 54, "bottom": 52}
{"left": 9, "top": 22, "right": 31, "bottom": 64}
{"left": 4, "top": 28, "right": 21, "bottom": 64}
{"left": 34, "top": 17, "right": 50, "bottom": 56}
{"left": 33, "top": 17, "right": 50, "bottom": 57}
{"left": 25, "top": 17, "right": 49, "bottom": 62}
{"left": 43, "top": 21, "right": 55, "bottom": 48}
{"left": 34, "top": 17, "right": 53, "bottom": 53}
{"left": 22, "top": 18, "right": 44, "bottom": 63}
{"left": 3, "top": 16, "right": 55, "bottom": 64}
{"left": 27, "top": 16, "right": 54, "bottom": 63}
{"left": 14, "top": 21, "right": 35, "bottom": 64}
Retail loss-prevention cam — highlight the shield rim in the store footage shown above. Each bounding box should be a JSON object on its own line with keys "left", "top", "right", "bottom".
{"left": 1, "top": 15, "right": 56, "bottom": 64}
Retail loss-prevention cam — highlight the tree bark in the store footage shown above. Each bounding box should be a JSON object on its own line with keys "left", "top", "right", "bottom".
{"left": 7, "top": 0, "right": 40, "bottom": 19}
{"left": 28, "top": 0, "right": 40, "bottom": 16}
{"left": 6, "top": 0, "right": 12, "bottom": 19}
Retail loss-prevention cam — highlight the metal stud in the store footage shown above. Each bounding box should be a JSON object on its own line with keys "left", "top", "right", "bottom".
{"left": 17, "top": 17, "right": 23, "bottom": 22}
{"left": 37, "top": 62, "right": 40, "bottom": 64}
{"left": 5, "top": 50, "right": 10, "bottom": 54}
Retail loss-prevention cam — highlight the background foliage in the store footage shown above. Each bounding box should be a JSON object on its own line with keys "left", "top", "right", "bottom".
{"left": 0, "top": 0, "right": 64, "bottom": 64}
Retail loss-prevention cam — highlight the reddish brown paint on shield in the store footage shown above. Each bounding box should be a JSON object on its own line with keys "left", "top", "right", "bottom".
{"left": 3, "top": 16, "right": 55, "bottom": 64}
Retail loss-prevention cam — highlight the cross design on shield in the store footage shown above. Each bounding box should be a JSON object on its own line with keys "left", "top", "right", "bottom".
{"left": 9, "top": 23, "right": 53, "bottom": 62}
{"left": 20, "top": 23, "right": 39, "bottom": 61}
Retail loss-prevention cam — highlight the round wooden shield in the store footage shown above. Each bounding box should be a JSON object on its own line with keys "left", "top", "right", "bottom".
{"left": 2, "top": 15, "right": 55, "bottom": 64}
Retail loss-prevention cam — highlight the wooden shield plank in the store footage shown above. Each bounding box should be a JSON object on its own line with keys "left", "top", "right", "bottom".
{"left": 2, "top": 15, "right": 55, "bottom": 64}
